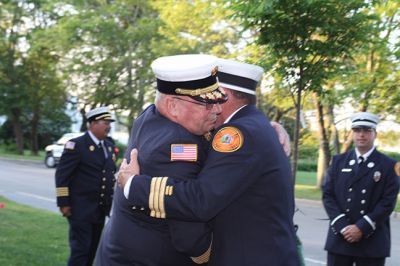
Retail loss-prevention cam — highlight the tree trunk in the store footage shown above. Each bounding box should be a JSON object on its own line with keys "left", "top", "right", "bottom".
{"left": 80, "top": 108, "right": 87, "bottom": 132}
{"left": 30, "top": 110, "right": 39, "bottom": 155}
{"left": 10, "top": 108, "right": 24, "bottom": 154}
{"left": 328, "top": 105, "right": 340, "bottom": 155}
{"left": 291, "top": 85, "right": 302, "bottom": 182}
{"left": 313, "top": 93, "right": 331, "bottom": 188}
{"left": 341, "top": 131, "right": 353, "bottom": 153}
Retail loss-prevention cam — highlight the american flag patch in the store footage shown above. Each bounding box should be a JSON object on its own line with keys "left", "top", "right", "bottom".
{"left": 171, "top": 144, "right": 197, "bottom": 161}
{"left": 65, "top": 141, "right": 75, "bottom": 150}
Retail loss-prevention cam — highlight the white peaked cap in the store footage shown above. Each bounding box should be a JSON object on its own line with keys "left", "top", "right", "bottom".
{"left": 351, "top": 112, "right": 379, "bottom": 129}
{"left": 150, "top": 54, "right": 227, "bottom": 104}
{"left": 151, "top": 54, "right": 218, "bottom": 82}
{"left": 217, "top": 58, "right": 264, "bottom": 95}
{"left": 86, "top": 106, "right": 114, "bottom": 122}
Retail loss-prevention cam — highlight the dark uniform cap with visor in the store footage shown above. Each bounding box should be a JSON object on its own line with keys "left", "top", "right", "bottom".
{"left": 351, "top": 112, "right": 379, "bottom": 129}
{"left": 217, "top": 58, "right": 264, "bottom": 95}
{"left": 151, "top": 54, "right": 227, "bottom": 104}
{"left": 86, "top": 106, "right": 115, "bottom": 122}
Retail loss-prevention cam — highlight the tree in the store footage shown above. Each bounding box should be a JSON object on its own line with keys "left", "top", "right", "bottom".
{"left": 339, "top": 0, "right": 400, "bottom": 152}
{"left": 230, "top": 0, "right": 373, "bottom": 181}
{"left": 22, "top": 44, "right": 67, "bottom": 154}
{"left": 0, "top": 0, "right": 70, "bottom": 154}
{"left": 50, "top": 0, "right": 161, "bottom": 132}
{"left": 52, "top": 0, "right": 241, "bottom": 133}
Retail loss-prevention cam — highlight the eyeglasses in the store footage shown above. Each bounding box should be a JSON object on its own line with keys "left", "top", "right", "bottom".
{"left": 352, "top": 128, "right": 374, "bottom": 134}
{"left": 173, "top": 97, "right": 215, "bottom": 110}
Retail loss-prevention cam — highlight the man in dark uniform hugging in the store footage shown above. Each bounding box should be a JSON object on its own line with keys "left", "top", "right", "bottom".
{"left": 322, "top": 111, "right": 400, "bottom": 266}
{"left": 55, "top": 106, "right": 117, "bottom": 266}
{"left": 118, "top": 58, "right": 300, "bottom": 266}
{"left": 95, "top": 54, "right": 227, "bottom": 265}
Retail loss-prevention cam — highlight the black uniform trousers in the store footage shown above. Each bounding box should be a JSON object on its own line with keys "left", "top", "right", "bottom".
{"left": 328, "top": 252, "right": 385, "bottom": 266}
{"left": 68, "top": 217, "right": 105, "bottom": 266}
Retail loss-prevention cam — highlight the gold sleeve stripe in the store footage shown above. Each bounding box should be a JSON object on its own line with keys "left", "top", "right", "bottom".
{"left": 166, "top": 186, "right": 173, "bottom": 196}
{"left": 56, "top": 187, "right": 69, "bottom": 197}
{"left": 153, "top": 177, "right": 162, "bottom": 218}
{"left": 149, "top": 178, "right": 157, "bottom": 217}
{"left": 158, "top": 177, "right": 168, "bottom": 218}
{"left": 149, "top": 177, "right": 168, "bottom": 218}
{"left": 191, "top": 238, "right": 212, "bottom": 264}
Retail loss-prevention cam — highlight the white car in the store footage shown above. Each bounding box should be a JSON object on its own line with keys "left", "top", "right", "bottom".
{"left": 44, "top": 132, "right": 84, "bottom": 168}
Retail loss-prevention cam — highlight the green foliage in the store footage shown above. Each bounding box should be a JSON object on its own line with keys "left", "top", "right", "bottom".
{"left": 339, "top": 0, "right": 400, "bottom": 117}
{"left": 52, "top": 1, "right": 162, "bottom": 130}
{"left": 297, "top": 159, "right": 317, "bottom": 172}
{"left": 383, "top": 151, "right": 400, "bottom": 162}
{"left": 0, "top": 0, "right": 69, "bottom": 153}
{"left": 0, "top": 196, "right": 69, "bottom": 265}
{"left": 113, "top": 140, "right": 127, "bottom": 160}
{"left": 0, "top": 110, "right": 71, "bottom": 150}
{"left": 230, "top": 0, "right": 375, "bottom": 178}
{"left": 152, "top": 0, "right": 240, "bottom": 56}
{"left": 231, "top": 0, "right": 373, "bottom": 92}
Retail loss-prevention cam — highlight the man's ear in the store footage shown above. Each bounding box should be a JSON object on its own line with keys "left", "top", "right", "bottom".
{"left": 166, "top": 97, "right": 180, "bottom": 118}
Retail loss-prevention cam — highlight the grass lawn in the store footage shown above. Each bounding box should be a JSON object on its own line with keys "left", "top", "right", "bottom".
{"left": 0, "top": 147, "right": 45, "bottom": 162}
{"left": 295, "top": 171, "right": 323, "bottom": 201}
{"left": 0, "top": 168, "right": 398, "bottom": 265}
{"left": 294, "top": 171, "right": 400, "bottom": 212}
{"left": 0, "top": 196, "right": 69, "bottom": 266}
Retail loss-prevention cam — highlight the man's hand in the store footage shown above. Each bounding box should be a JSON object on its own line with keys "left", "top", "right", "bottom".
{"left": 60, "top": 206, "right": 71, "bottom": 217}
{"left": 342, "top": 224, "right": 363, "bottom": 243}
{"left": 117, "top": 149, "right": 140, "bottom": 190}
{"left": 270, "top": 121, "right": 291, "bottom": 156}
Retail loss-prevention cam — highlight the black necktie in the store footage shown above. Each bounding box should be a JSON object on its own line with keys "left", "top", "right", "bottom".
{"left": 358, "top": 156, "right": 364, "bottom": 164}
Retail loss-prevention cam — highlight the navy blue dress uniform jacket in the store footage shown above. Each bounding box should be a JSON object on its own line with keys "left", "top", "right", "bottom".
{"left": 129, "top": 104, "right": 300, "bottom": 266}
{"left": 55, "top": 132, "right": 117, "bottom": 222}
{"left": 322, "top": 149, "right": 400, "bottom": 258}
{"left": 95, "top": 104, "right": 212, "bottom": 266}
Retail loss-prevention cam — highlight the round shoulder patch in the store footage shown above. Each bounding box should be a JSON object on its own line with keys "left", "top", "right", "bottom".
{"left": 212, "top": 126, "right": 243, "bottom": 153}
{"left": 395, "top": 161, "right": 400, "bottom": 176}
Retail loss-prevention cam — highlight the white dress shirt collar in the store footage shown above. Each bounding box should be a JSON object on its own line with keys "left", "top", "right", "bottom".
{"left": 355, "top": 146, "right": 375, "bottom": 162}
{"left": 88, "top": 130, "right": 101, "bottom": 146}
{"left": 223, "top": 105, "right": 247, "bottom": 124}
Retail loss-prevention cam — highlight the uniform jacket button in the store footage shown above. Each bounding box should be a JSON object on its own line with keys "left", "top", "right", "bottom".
{"left": 347, "top": 198, "right": 351, "bottom": 202}
{"left": 361, "top": 200, "right": 366, "bottom": 204}
{"left": 348, "top": 188, "right": 353, "bottom": 192}
{"left": 362, "top": 189, "right": 366, "bottom": 193}
{"left": 360, "top": 210, "right": 365, "bottom": 214}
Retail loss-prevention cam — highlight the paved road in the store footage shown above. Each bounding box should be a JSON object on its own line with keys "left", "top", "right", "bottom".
{"left": 1, "top": 158, "right": 399, "bottom": 265}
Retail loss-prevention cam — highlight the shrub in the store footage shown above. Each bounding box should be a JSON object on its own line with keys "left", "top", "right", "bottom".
{"left": 383, "top": 151, "right": 400, "bottom": 161}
